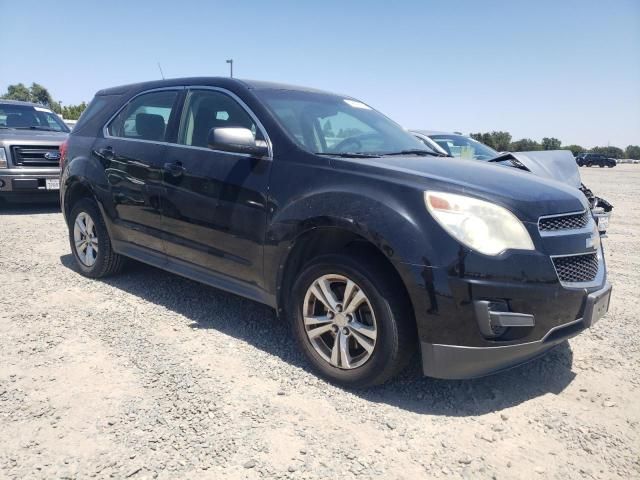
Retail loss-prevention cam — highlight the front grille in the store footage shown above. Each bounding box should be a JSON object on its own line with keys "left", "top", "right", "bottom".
{"left": 10, "top": 145, "right": 60, "bottom": 167}
{"left": 552, "top": 253, "right": 599, "bottom": 283}
{"left": 539, "top": 211, "right": 590, "bottom": 232}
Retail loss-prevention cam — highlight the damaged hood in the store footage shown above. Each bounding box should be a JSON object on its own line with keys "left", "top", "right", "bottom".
{"left": 489, "top": 149, "right": 582, "bottom": 189}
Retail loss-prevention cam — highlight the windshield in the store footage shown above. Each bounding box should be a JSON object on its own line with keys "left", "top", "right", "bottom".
{"left": 255, "top": 89, "right": 434, "bottom": 156}
{"left": 0, "top": 103, "right": 70, "bottom": 132}
{"left": 429, "top": 134, "right": 498, "bottom": 160}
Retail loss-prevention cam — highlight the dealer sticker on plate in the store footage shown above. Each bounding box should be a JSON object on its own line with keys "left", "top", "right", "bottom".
{"left": 46, "top": 178, "right": 60, "bottom": 190}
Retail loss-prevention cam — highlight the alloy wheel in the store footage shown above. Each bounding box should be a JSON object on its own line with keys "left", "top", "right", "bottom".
{"left": 73, "top": 211, "right": 99, "bottom": 267}
{"left": 302, "top": 274, "right": 378, "bottom": 369}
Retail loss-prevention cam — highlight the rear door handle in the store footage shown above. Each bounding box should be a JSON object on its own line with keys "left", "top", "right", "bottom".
{"left": 164, "top": 161, "right": 185, "bottom": 177}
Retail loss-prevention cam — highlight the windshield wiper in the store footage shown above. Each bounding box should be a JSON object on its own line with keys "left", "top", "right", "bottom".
{"left": 383, "top": 149, "right": 450, "bottom": 157}
{"left": 315, "top": 152, "right": 380, "bottom": 158}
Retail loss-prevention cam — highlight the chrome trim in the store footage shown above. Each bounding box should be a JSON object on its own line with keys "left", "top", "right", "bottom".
{"left": 537, "top": 209, "right": 593, "bottom": 237}
{"left": 101, "top": 85, "right": 273, "bottom": 160}
{"left": 550, "top": 247, "right": 604, "bottom": 289}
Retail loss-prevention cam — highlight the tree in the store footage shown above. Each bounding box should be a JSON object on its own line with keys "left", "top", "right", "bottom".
{"left": 542, "top": 137, "right": 561, "bottom": 150}
{"left": 2, "top": 83, "right": 31, "bottom": 101}
{"left": 61, "top": 102, "right": 87, "bottom": 120}
{"left": 29, "top": 83, "right": 55, "bottom": 107}
{"left": 563, "top": 144, "right": 585, "bottom": 156}
{"left": 470, "top": 131, "right": 512, "bottom": 151}
{"left": 590, "top": 146, "right": 625, "bottom": 159}
{"left": 624, "top": 145, "right": 640, "bottom": 160}
{"left": 509, "top": 138, "right": 542, "bottom": 151}
{"left": 322, "top": 119, "right": 335, "bottom": 137}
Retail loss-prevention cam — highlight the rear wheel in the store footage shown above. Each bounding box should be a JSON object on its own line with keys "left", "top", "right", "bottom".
{"left": 288, "top": 253, "right": 415, "bottom": 388}
{"left": 69, "top": 198, "right": 124, "bottom": 278}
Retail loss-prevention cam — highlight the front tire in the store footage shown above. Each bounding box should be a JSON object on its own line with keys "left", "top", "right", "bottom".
{"left": 288, "top": 253, "right": 415, "bottom": 388}
{"left": 68, "top": 198, "right": 124, "bottom": 278}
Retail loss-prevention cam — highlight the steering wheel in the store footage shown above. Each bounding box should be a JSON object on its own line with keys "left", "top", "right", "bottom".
{"left": 331, "top": 137, "right": 363, "bottom": 153}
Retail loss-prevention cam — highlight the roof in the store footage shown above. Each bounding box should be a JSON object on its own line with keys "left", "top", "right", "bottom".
{"left": 0, "top": 99, "right": 45, "bottom": 108}
{"left": 95, "top": 77, "right": 338, "bottom": 97}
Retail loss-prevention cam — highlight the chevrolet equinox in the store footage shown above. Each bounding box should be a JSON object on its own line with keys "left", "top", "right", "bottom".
{"left": 60, "top": 78, "right": 612, "bottom": 387}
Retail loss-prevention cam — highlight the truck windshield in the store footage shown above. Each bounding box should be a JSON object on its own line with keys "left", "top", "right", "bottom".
{"left": 255, "top": 89, "right": 433, "bottom": 156}
{"left": 0, "top": 103, "right": 70, "bottom": 132}
{"left": 428, "top": 134, "right": 498, "bottom": 160}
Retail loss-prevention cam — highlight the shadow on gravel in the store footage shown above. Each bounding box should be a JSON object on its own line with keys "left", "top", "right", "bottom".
{"left": 0, "top": 201, "right": 60, "bottom": 215}
{"left": 60, "top": 254, "right": 576, "bottom": 417}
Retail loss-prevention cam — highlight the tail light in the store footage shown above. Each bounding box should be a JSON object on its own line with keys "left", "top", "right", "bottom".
{"left": 59, "top": 139, "right": 69, "bottom": 170}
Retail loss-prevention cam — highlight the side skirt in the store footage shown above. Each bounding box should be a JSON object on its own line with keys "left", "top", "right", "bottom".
{"left": 112, "top": 240, "right": 276, "bottom": 308}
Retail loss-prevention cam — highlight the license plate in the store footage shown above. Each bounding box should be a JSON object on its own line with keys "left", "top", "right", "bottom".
{"left": 46, "top": 178, "right": 60, "bottom": 190}
{"left": 586, "top": 287, "right": 611, "bottom": 327}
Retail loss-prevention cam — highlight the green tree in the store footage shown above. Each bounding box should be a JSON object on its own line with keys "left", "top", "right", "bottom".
{"left": 470, "top": 131, "right": 512, "bottom": 151}
{"left": 61, "top": 102, "right": 87, "bottom": 120}
{"left": 542, "top": 137, "right": 562, "bottom": 150}
{"left": 590, "top": 146, "right": 625, "bottom": 159}
{"left": 2, "top": 83, "right": 31, "bottom": 101}
{"left": 29, "top": 83, "right": 55, "bottom": 107}
{"left": 563, "top": 144, "right": 585, "bottom": 156}
{"left": 624, "top": 145, "right": 640, "bottom": 159}
{"left": 509, "top": 138, "right": 542, "bottom": 151}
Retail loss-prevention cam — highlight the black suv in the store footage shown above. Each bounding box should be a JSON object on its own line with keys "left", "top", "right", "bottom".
{"left": 60, "top": 78, "right": 612, "bottom": 387}
{"left": 0, "top": 100, "right": 69, "bottom": 203}
{"left": 576, "top": 153, "right": 616, "bottom": 168}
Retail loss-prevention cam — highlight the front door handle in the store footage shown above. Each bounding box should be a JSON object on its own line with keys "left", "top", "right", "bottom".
{"left": 164, "top": 161, "right": 185, "bottom": 177}
{"left": 98, "top": 146, "right": 115, "bottom": 159}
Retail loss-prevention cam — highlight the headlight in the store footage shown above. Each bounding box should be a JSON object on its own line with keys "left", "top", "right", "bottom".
{"left": 424, "top": 191, "right": 534, "bottom": 256}
{"left": 0, "top": 147, "right": 7, "bottom": 168}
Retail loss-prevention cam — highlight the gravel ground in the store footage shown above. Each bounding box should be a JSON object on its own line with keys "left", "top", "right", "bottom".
{"left": 1, "top": 165, "right": 639, "bottom": 480}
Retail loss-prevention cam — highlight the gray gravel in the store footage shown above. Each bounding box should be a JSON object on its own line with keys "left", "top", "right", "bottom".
{"left": 1, "top": 165, "right": 639, "bottom": 479}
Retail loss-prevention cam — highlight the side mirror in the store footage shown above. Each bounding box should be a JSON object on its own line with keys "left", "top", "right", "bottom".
{"left": 207, "top": 127, "right": 268, "bottom": 157}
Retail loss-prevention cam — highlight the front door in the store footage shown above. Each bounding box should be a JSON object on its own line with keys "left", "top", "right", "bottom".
{"left": 161, "top": 88, "right": 271, "bottom": 287}
{"left": 96, "top": 89, "right": 181, "bottom": 253}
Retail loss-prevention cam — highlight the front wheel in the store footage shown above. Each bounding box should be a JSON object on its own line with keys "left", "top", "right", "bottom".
{"left": 288, "top": 253, "right": 415, "bottom": 388}
{"left": 69, "top": 198, "right": 124, "bottom": 278}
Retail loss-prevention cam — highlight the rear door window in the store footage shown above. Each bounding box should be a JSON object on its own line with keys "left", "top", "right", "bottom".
{"left": 107, "top": 90, "right": 178, "bottom": 142}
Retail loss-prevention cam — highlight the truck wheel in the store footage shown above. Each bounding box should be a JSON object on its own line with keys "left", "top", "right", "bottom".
{"left": 68, "top": 198, "right": 124, "bottom": 278}
{"left": 288, "top": 253, "right": 415, "bottom": 388}
{"left": 586, "top": 162, "right": 593, "bottom": 167}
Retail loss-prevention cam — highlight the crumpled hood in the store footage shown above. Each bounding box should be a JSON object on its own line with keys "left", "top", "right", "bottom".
{"left": 491, "top": 149, "right": 582, "bottom": 188}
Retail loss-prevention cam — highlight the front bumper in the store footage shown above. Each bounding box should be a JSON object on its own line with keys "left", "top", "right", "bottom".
{"left": 420, "top": 282, "right": 612, "bottom": 379}
{"left": 0, "top": 170, "right": 60, "bottom": 199}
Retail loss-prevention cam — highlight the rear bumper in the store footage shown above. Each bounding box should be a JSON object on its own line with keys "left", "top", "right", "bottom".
{"left": 420, "top": 282, "right": 612, "bottom": 379}
{"left": 0, "top": 170, "right": 60, "bottom": 198}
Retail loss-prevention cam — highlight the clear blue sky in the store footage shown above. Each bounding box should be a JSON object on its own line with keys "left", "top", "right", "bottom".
{"left": 1, "top": 0, "right": 638, "bottom": 147}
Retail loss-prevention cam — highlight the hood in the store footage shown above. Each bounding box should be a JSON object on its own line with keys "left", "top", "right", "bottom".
{"left": 0, "top": 128, "right": 69, "bottom": 142}
{"left": 333, "top": 154, "right": 588, "bottom": 223}
{"left": 490, "top": 150, "right": 581, "bottom": 189}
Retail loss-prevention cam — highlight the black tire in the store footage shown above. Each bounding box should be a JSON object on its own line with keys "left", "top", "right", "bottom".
{"left": 68, "top": 198, "right": 124, "bottom": 278}
{"left": 287, "top": 253, "right": 416, "bottom": 388}
{"left": 586, "top": 162, "right": 593, "bottom": 167}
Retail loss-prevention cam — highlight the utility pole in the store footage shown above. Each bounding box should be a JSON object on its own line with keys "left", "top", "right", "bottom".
{"left": 226, "top": 59, "right": 234, "bottom": 78}
{"left": 157, "top": 62, "right": 165, "bottom": 80}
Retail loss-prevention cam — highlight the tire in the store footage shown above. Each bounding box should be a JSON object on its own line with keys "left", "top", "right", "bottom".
{"left": 287, "top": 253, "right": 416, "bottom": 388}
{"left": 586, "top": 162, "right": 592, "bottom": 167}
{"left": 68, "top": 198, "right": 124, "bottom": 278}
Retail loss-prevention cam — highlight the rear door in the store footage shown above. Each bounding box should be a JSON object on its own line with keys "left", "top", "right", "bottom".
{"left": 95, "top": 88, "right": 182, "bottom": 253}
{"left": 160, "top": 87, "right": 272, "bottom": 287}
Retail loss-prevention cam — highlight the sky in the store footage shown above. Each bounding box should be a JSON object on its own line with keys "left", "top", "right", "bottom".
{"left": 1, "top": 0, "right": 638, "bottom": 148}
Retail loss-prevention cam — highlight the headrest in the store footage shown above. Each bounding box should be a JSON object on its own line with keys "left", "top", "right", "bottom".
{"left": 135, "top": 113, "right": 165, "bottom": 141}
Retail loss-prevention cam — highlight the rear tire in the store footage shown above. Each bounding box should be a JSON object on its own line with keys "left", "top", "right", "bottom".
{"left": 287, "top": 253, "right": 416, "bottom": 388}
{"left": 68, "top": 198, "right": 124, "bottom": 278}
